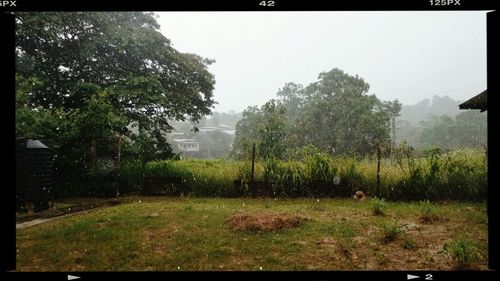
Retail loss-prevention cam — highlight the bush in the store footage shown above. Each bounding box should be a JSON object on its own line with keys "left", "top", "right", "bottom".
{"left": 402, "top": 237, "right": 417, "bottom": 249}
{"left": 380, "top": 220, "right": 405, "bottom": 243}
{"left": 442, "top": 236, "right": 486, "bottom": 269}
{"left": 119, "top": 160, "right": 143, "bottom": 194}
{"left": 371, "top": 197, "right": 387, "bottom": 216}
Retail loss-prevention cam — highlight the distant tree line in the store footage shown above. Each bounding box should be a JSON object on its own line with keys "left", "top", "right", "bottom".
{"left": 396, "top": 111, "right": 487, "bottom": 150}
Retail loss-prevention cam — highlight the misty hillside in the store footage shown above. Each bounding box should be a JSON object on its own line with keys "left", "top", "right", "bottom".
{"left": 171, "top": 95, "right": 465, "bottom": 135}
{"left": 398, "top": 95, "right": 463, "bottom": 125}
{"left": 395, "top": 95, "right": 486, "bottom": 149}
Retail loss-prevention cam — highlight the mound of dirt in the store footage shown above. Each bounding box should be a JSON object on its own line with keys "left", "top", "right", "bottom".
{"left": 226, "top": 212, "right": 308, "bottom": 232}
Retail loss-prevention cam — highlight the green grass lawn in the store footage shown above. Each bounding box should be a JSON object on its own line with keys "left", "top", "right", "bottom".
{"left": 16, "top": 197, "right": 488, "bottom": 271}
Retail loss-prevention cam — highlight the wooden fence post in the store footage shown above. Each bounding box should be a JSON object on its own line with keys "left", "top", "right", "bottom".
{"left": 116, "top": 135, "right": 122, "bottom": 197}
{"left": 377, "top": 143, "right": 381, "bottom": 197}
{"left": 250, "top": 143, "right": 256, "bottom": 196}
{"left": 251, "top": 143, "right": 256, "bottom": 185}
{"left": 141, "top": 149, "right": 146, "bottom": 195}
{"left": 91, "top": 139, "right": 96, "bottom": 168}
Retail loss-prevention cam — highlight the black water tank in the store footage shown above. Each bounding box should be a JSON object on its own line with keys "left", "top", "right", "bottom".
{"left": 16, "top": 138, "right": 54, "bottom": 212}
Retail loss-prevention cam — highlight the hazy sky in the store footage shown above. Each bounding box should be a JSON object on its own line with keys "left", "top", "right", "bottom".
{"left": 156, "top": 12, "right": 487, "bottom": 113}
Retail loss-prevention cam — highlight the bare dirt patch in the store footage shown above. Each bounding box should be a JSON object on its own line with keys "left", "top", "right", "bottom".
{"left": 419, "top": 214, "right": 444, "bottom": 224}
{"left": 226, "top": 212, "right": 308, "bottom": 232}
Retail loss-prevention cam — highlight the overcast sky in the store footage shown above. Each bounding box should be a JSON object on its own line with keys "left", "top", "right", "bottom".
{"left": 156, "top": 12, "right": 487, "bottom": 113}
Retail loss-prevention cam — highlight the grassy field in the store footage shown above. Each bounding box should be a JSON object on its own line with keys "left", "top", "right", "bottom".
{"left": 16, "top": 197, "right": 488, "bottom": 271}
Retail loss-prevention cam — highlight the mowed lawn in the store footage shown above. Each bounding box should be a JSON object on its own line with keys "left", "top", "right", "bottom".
{"left": 16, "top": 197, "right": 488, "bottom": 271}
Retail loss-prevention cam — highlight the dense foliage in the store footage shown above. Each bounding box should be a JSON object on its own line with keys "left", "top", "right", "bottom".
{"left": 15, "top": 12, "right": 216, "bottom": 195}
{"left": 115, "top": 147, "right": 486, "bottom": 201}
{"left": 401, "top": 112, "right": 487, "bottom": 149}
{"left": 232, "top": 68, "right": 402, "bottom": 159}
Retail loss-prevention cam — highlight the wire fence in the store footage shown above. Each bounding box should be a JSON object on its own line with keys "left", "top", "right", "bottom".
{"left": 137, "top": 142, "right": 487, "bottom": 201}
{"left": 36, "top": 136, "right": 488, "bottom": 201}
{"left": 375, "top": 144, "right": 487, "bottom": 201}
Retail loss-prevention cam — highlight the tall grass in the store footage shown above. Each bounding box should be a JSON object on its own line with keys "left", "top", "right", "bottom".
{"left": 442, "top": 235, "right": 487, "bottom": 269}
{"left": 111, "top": 147, "right": 486, "bottom": 201}
{"left": 371, "top": 197, "right": 387, "bottom": 216}
{"left": 382, "top": 148, "right": 487, "bottom": 201}
{"left": 146, "top": 159, "right": 244, "bottom": 197}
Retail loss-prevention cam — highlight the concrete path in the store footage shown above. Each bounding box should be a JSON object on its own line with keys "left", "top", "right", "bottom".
{"left": 16, "top": 199, "right": 123, "bottom": 230}
{"left": 16, "top": 217, "right": 62, "bottom": 229}
{"left": 16, "top": 209, "right": 91, "bottom": 230}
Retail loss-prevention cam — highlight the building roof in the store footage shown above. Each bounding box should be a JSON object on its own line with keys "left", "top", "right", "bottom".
{"left": 26, "top": 139, "right": 49, "bottom": 149}
{"left": 198, "top": 127, "right": 218, "bottom": 132}
{"left": 459, "top": 90, "right": 487, "bottom": 112}
{"left": 172, "top": 139, "right": 198, "bottom": 143}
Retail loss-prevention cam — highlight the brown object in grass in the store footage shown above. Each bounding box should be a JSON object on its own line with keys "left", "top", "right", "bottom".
{"left": 226, "top": 212, "right": 308, "bottom": 232}
{"left": 354, "top": 191, "right": 366, "bottom": 201}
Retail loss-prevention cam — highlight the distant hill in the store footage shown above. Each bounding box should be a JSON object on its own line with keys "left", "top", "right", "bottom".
{"left": 399, "top": 95, "right": 463, "bottom": 125}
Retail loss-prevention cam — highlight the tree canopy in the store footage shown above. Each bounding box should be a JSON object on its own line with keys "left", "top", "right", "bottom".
{"left": 16, "top": 12, "right": 216, "bottom": 152}
{"left": 15, "top": 12, "right": 217, "bottom": 194}
{"left": 232, "top": 68, "right": 401, "bottom": 158}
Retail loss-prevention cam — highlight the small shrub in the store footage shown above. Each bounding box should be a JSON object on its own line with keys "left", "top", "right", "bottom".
{"left": 420, "top": 199, "right": 435, "bottom": 214}
{"left": 119, "top": 160, "right": 143, "bottom": 193}
{"left": 419, "top": 200, "right": 441, "bottom": 224}
{"left": 442, "top": 236, "right": 486, "bottom": 269}
{"left": 336, "top": 236, "right": 355, "bottom": 257}
{"left": 402, "top": 236, "right": 417, "bottom": 249}
{"left": 371, "top": 197, "right": 386, "bottom": 216}
{"left": 375, "top": 252, "right": 389, "bottom": 265}
{"left": 380, "top": 221, "right": 405, "bottom": 243}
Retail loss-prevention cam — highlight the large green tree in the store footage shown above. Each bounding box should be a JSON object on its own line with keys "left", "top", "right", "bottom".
{"left": 233, "top": 68, "right": 401, "bottom": 158}
{"left": 16, "top": 12, "right": 216, "bottom": 149}
{"left": 232, "top": 68, "right": 401, "bottom": 158}
{"left": 231, "top": 106, "right": 264, "bottom": 159}
{"left": 286, "top": 68, "right": 399, "bottom": 156}
{"left": 15, "top": 12, "right": 217, "bottom": 195}
{"left": 231, "top": 100, "right": 287, "bottom": 160}
{"left": 258, "top": 100, "right": 287, "bottom": 159}
{"left": 276, "top": 82, "right": 306, "bottom": 149}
